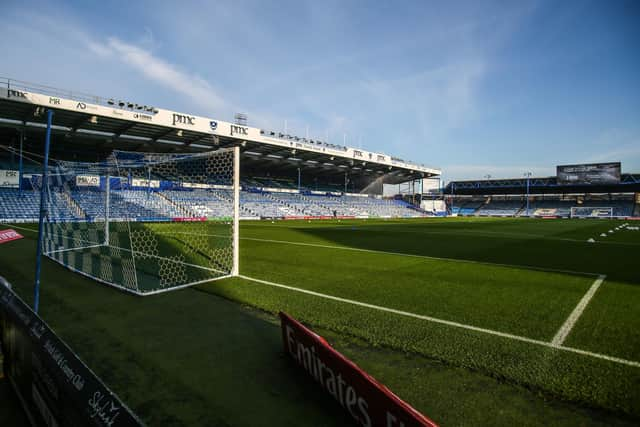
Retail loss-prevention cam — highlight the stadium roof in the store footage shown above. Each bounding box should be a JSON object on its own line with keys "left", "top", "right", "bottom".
{"left": 0, "top": 78, "right": 440, "bottom": 184}
{"left": 445, "top": 175, "right": 640, "bottom": 195}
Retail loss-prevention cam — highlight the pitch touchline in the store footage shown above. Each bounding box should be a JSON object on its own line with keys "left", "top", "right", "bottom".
{"left": 245, "top": 221, "right": 640, "bottom": 247}
{"left": 344, "top": 227, "right": 640, "bottom": 247}
{"left": 236, "top": 274, "right": 640, "bottom": 368}
{"left": 551, "top": 274, "right": 606, "bottom": 346}
{"left": 162, "top": 231, "right": 599, "bottom": 276}
{"left": 3, "top": 223, "right": 603, "bottom": 277}
{"left": 239, "top": 236, "right": 601, "bottom": 277}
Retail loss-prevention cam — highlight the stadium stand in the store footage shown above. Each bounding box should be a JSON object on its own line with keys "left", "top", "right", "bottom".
{"left": 0, "top": 186, "right": 425, "bottom": 222}
{"left": 527, "top": 199, "right": 574, "bottom": 217}
{"left": 0, "top": 189, "right": 40, "bottom": 222}
{"left": 450, "top": 198, "right": 485, "bottom": 216}
{"left": 475, "top": 198, "right": 524, "bottom": 217}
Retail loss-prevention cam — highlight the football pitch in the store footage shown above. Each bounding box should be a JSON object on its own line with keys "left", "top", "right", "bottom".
{"left": 1, "top": 217, "right": 639, "bottom": 425}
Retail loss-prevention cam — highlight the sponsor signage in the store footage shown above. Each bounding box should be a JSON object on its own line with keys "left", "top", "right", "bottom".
{"left": 0, "top": 229, "right": 23, "bottom": 244}
{"left": 9, "top": 89, "right": 28, "bottom": 99}
{"left": 280, "top": 312, "right": 438, "bottom": 427}
{"left": 181, "top": 182, "right": 232, "bottom": 190}
{"left": 557, "top": 162, "right": 621, "bottom": 185}
{"left": 230, "top": 124, "right": 248, "bottom": 137}
{"left": 0, "top": 278, "right": 142, "bottom": 426}
{"left": 131, "top": 178, "right": 160, "bottom": 188}
{"left": 172, "top": 113, "right": 195, "bottom": 126}
{"left": 0, "top": 169, "right": 19, "bottom": 188}
{"left": 76, "top": 175, "right": 100, "bottom": 187}
{"left": 172, "top": 217, "right": 207, "bottom": 222}
{"left": 0, "top": 83, "right": 439, "bottom": 176}
{"left": 133, "top": 113, "right": 153, "bottom": 122}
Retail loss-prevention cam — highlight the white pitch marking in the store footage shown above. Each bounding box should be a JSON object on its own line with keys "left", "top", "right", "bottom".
{"left": 6, "top": 222, "right": 638, "bottom": 367}
{"left": 236, "top": 274, "right": 640, "bottom": 368}
{"left": 45, "top": 244, "right": 104, "bottom": 254}
{"left": 245, "top": 221, "right": 640, "bottom": 246}
{"left": 551, "top": 274, "right": 607, "bottom": 346}
{"left": 239, "top": 236, "right": 601, "bottom": 277}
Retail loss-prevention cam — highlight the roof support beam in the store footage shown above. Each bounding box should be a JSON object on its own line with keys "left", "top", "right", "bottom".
{"left": 185, "top": 134, "right": 216, "bottom": 146}
{"left": 151, "top": 128, "right": 175, "bottom": 141}
{"left": 21, "top": 106, "right": 40, "bottom": 124}
{"left": 114, "top": 122, "right": 138, "bottom": 138}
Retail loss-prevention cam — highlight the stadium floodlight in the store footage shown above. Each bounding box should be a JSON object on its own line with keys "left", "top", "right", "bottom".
{"left": 524, "top": 172, "right": 532, "bottom": 217}
{"left": 40, "top": 147, "right": 240, "bottom": 296}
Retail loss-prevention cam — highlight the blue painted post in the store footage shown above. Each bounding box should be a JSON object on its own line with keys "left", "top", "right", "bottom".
{"left": 33, "top": 109, "right": 53, "bottom": 314}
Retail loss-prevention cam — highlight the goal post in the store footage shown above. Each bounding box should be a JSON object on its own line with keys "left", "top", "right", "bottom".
{"left": 570, "top": 206, "right": 614, "bottom": 219}
{"left": 232, "top": 145, "right": 240, "bottom": 276}
{"left": 41, "top": 147, "right": 240, "bottom": 295}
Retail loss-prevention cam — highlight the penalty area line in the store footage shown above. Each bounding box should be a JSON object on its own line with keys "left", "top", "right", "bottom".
{"left": 240, "top": 236, "right": 600, "bottom": 277}
{"left": 551, "top": 274, "right": 606, "bottom": 346}
{"left": 236, "top": 274, "right": 640, "bottom": 368}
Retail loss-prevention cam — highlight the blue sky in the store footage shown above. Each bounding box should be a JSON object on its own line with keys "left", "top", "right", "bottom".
{"left": 1, "top": 0, "right": 638, "bottom": 181}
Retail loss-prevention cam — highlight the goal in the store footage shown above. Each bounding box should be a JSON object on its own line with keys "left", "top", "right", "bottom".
{"left": 41, "top": 147, "right": 240, "bottom": 295}
{"left": 570, "top": 206, "right": 613, "bottom": 219}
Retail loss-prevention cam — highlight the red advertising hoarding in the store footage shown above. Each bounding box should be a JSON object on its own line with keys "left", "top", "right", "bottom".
{"left": 172, "top": 217, "right": 207, "bottom": 222}
{"left": 280, "top": 312, "right": 438, "bottom": 427}
{"left": 0, "top": 229, "right": 23, "bottom": 244}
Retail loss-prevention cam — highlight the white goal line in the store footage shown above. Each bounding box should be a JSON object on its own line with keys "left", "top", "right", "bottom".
{"left": 551, "top": 274, "right": 606, "bottom": 346}
{"left": 3, "top": 223, "right": 229, "bottom": 275}
{"left": 235, "top": 274, "right": 640, "bottom": 369}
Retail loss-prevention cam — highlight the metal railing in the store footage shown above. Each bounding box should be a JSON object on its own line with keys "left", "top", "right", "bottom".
{"left": 1, "top": 77, "right": 158, "bottom": 114}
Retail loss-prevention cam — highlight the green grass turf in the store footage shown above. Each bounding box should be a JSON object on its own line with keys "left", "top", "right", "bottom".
{"left": 236, "top": 237, "right": 593, "bottom": 340}
{"left": 0, "top": 233, "right": 353, "bottom": 426}
{"left": 1, "top": 217, "right": 639, "bottom": 425}
{"left": 564, "top": 279, "right": 640, "bottom": 361}
{"left": 199, "top": 217, "right": 640, "bottom": 417}
{"left": 43, "top": 220, "right": 235, "bottom": 293}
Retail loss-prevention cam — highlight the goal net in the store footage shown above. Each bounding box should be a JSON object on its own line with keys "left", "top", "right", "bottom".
{"left": 40, "top": 147, "right": 239, "bottom": 295}
{"left": 570, "top": 206, "right": 613, "bottom": 219}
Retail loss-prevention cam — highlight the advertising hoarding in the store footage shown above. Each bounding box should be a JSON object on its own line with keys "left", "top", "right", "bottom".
{"left": 557, "top": 163, "right": 621, "bottom": 185}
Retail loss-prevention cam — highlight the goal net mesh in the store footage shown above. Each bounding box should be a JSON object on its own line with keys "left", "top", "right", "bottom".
{"left": 41, "top": 148, "right": 237, "bottom": 295}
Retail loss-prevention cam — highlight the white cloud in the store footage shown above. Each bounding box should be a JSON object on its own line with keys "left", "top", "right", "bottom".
{"left": 93, "top": 37, "right": 229, "bottom": 115}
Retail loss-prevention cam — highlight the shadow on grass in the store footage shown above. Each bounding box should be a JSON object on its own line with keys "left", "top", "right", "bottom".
{"left": 294, "top": 223, "right": 639, "bottom": 284}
